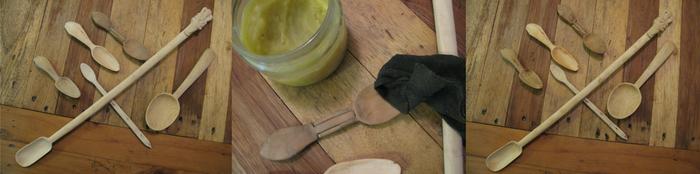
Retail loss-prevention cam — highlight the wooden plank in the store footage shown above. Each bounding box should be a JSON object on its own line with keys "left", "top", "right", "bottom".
{"left": 466, "top": 122, "right": 700, "bottom": 173}
{"left": 539, "top": 0, "right": 593, "bottom": 137}
{"left": 267, "top": 54, "right": 443, "bottom": 174}
{"left": 164, "top": 0, "right": 213, "bottom": 137}
{"left": 508, "top": 0, "right": 558, "bottom": 130}
{"left": 578, "top": 0, "right": 629, "bottom": 141}
{"left": 468, "top": 0, "right": 530, "bottom": 126}
{"left": 0, "top": 0, "right": 47, "bottom": 108}
{"left": 466, "top": 155, "right": 582, "bottom": 174}
{"left": 678, "top": 0, "right": 700, "bottom": 151}
{"left": 55, "top": 0, "right": 112, "bottom": 118}
{"left": 129, "top": 0, "right": 183, "bottom": 130}
{"left": 400, "top": 0, "right": 466, "bottom": 57}
{"left": 91, "top": 0, "right": 149, "bottom": 126}
{"left": 650, "top": 0, "right": 681, "bottom": 148}
{"left": 465, "top": 0, "right": 498, "bottom": 122}
{"left": 19, "top": 0, "right": 81, "bottom": 113}
{"left": 618, "top": 0, "right": 658, "bottom": 145}
{"left": 0, "top": 105, "right": 231, "bottom": 173}
{"left": 229, "top": 50, "right": 334, "bottom": 173}
{"left": 198, "top": 0, "right": 232, "bottom": 142}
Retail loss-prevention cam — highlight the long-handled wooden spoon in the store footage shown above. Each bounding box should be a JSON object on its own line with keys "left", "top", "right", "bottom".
{"left": 80, "top": 63, "right": 152, "bottom": 148}
{"left": 91, "top": 12, "right": 151, "bottom": 61}
{"left": 550, "top": 64, "right": 627, "bottom": 140}
{"left": 501, "top": 48, "right": 543, "bottom": 89}
{"left": 64, "top": 21, "right": 120, "bottom": 71}
{"left": 485, "top": 11, "right": 672, "bottom": 172}
{"left": 557, "top": 4, "right": 607, "bottom": 54}
{"left": 526, "top": 23, "right": 579, "bottom": 71}
{"left": 33, "top": 56, "right": 81, "bottom": 98}
{"left": 145, "top": 49, "right": 216, "bottom": 131}
{"left": 15, "top": 8, "right": 212, "bottom": 167}
{"left": 607, "top": 42, "right": 675, "bottom": 119}
{"left": 260, "top": 86, "right": 401, "bottom": 160}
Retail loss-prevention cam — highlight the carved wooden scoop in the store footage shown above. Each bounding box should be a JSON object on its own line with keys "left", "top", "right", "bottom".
{"left": 260, "top": 86, "right": 401, "bottom": 160}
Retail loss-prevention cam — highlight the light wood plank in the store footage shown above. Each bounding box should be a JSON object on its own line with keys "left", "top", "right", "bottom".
{"left": 465, "top": 0, "right": 499, "bottom": 122}
{"left": 678, "top": 0, "right": 700, "bottom": 151}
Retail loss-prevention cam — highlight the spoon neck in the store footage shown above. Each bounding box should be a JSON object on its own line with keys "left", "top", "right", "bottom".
{"left": 107, "top": 28, "right": 127, "bottom": 43}
{"left": 312, "top": 109, "right": 356, "bottom": 138}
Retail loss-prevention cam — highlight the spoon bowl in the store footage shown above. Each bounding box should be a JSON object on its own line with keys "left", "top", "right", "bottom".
{"left": 606, "top": 83, "right": 642, "bottom": 119}
{"left": 145, "top": 93, "right": 180, "bottom": 131}
{"left": 485, "top": 141, "right": 522, "bottom": 172}
{"left": 123, "top": 40, "right": 151, "bottom": 61}
{"left": 519, "top": 71, "right": 543, "bottom": 89}
{"left": 354, "top": 86, "right": 401, "bottom": 125}
{"left": 15, "top": 137, "right": 52, "bottom": 167}
{"left": 91, "top": 46, "right": 120, "bottom": 71}
{"left": 55, "top": 77, "right": 81, "bottom": 98}
{"left": 551, "top": 47, "right": 579, "bottom": 71}
{"left": 584, "top": 33, "right": 607, "bottom": 54}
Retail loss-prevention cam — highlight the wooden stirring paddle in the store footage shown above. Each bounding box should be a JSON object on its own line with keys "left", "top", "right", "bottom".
{"left": 260, "top": 86, "right": 401, "bottom": 160}
{"left": 33, "top": 56, "right": 81, "bottom": 98}
{"left": 91, "top": 11, "right": 151, "bottom": 61}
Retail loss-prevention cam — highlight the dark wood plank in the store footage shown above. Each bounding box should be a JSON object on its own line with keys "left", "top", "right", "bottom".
{"left": 619, "top": 0, "right": 658, "bottom": 144}
{"left": 166, "top": 0, "right": 214, "bottom": 137}
{"left": 0, "top": 105, "right": 231, "bottom": 173}
{"left": 507, "top": 0, "right": 558, "bottom": 130}
{"left": 678, "top": 0, "right": 700, "bottom": 151}
{"left": 466, "top": 122, "right": 700, "bottom": 173}
{"left": 55, "top": 0, "right": 112, "bottom": 119}
{"left": 400, "top": 0, "right": 466, "bottom": 57}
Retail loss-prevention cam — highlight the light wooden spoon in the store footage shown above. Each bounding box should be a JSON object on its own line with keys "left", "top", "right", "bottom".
{"left": 526, "top": 23, "right": 579, "bottom": 71}
{"left": 324, "top": 159, "right": 401, "bottom": 174}
{"left": 557, "top": 4, "right": 607, "bottom": 54}
{"left": 501, "top": 48, "right": 543, "bottom": 89}
{"left": 607, "top": 42, "right": 675, "bottom": 119}
{"left": 486, "top": 11, "right": 672, "bottom": 172}
{"left": 91, "top": 12, "right": 151, "bottom": 61}
{"left": 33, "top": 56, "right": 81, "bottom": 98}
{"left": 145, "top": 49, "right": 216, "bottom": 131}
{"left": 64, "top": 21, "right": 120, "bottom": 71}
{"left": 550, "top": 64, "right": 627, "bottom": 140}
{"left": 260, "top": 86, "right": 401, "bottom": 160}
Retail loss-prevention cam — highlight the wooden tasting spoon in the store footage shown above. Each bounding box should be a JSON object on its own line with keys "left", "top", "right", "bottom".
{"left": 607, "top": 42, "right": 675, "bottom": 119}
{"left": 525, "top": 23, "right": 579, "bottom": 71}
{"left": 486, "top": 11, "right": 672, "bottom": 172}
{"left": 145, "top": 49, "right": 216, "bottom": 131}
{"left": 501, "top": 48, "right": 543, "bottom": 89}
{"left": 557, "top": 4, "right": 608, "bottom": 54}
{"left": 64, "top": 21, "right": 120, "bottom": 71}
{"left": 33, "top": 56, "right": 81, "bottom": 98}
{"left": 91, "top": 12, "right": 151, "bottom": 61}
{"left": 260, "top": 86, "right": 401, "bottom": 160}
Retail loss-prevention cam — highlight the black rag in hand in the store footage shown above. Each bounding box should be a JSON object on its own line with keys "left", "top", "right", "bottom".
{"left": 374, "top": 54, "right": 466, "bottom": 137}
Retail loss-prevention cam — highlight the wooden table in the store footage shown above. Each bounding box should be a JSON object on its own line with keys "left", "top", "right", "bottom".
{"left": 1, "top": 0, "right": 465, "bottom": 173}
{"left": 466, "top": 0, "right": 700, "bottom": 173}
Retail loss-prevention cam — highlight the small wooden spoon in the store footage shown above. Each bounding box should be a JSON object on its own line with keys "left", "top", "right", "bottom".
{"left": 501, "top": 48, "right": 543, "bottom": 89}
{"left": 91, "top": 12, "right": 151, "bottom": 61}
{"left": 145, "top": 49, "right": 216, "bottom": 131}
{"left": 64, "top": 21, "right": 120, "bottom": 71}
{"left": 607, "top": 42, "right": 675, "bottom": 119}
{"left": 557, "top": 4, "right": 607, "bottom": 54}
{"left": 33, "top": 56, "right": 81, "bottom": 98}
{"left": 526, "top": 23, "right": 579, "bottom": 71}
{"left": 260, "top": 86, "right": 401, "bottom": 160}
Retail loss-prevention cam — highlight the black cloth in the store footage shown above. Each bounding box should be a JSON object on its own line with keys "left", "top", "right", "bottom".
{"left": 374, "top": 54, "right": 466, "bottom": 137}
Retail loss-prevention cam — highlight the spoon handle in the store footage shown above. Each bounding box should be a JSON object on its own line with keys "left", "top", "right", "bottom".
{"left": 557, "top": 4, "right": 590, "bottom": 36}
{"left": 90, "top": 76, "right": 152, "bottom": 148}
{"left": 33, "top": 56, "right": 60, "bottom": 81}
{"left": 525, "top": 23, "right": 555, "bottom": 49}
{"left": 107, "top": 28, "right": 127, "bottom": 44}
{"left": 634, "top": 42, "right": 675, "bottom": 87}
{"left": 172, "top": 49, "right": 216, "bottom": 98}
{"left": 64, "top": 21, "right": 96, "bottom": 48}
{"left": 313, "top": 109, "right": 356, "bottom": 138}
{"left": 500, "top": 49, "right": 526, "bottom": 73}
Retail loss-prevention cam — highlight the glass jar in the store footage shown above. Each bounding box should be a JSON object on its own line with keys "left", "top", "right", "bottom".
{"left": 232, "top": 0, "right": 348, "bottom": 86}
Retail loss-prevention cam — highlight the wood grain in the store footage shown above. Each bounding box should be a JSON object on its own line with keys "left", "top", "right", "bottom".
{"left": 465, "top": 0, "right": 498, "bottom": 122}
{"left": 678, "top": 0, "right": 700, "bottom": 151}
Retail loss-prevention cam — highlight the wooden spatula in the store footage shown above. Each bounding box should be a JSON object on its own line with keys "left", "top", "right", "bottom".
{"left": 260, "top": 86, "right": 401, "bottom": 160}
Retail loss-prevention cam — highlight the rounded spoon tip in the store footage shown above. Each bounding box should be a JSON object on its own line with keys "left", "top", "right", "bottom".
{"left": 15, "top": 137, "right": 53, "bottom": 167}
{"left": 145, "top": 93, "right": 180, "bottom": 131}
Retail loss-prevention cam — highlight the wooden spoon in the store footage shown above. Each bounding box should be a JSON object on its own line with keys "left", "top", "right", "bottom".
{"left": 501, "top": 48, "right": 543, "bottom": 89}
{"left": 91, "top": 12, "right": 151, "bottom": 61}
{"left": 145, "top": 49, "right": 216, "bottom": 131}
{"left": 324, "top": 159, "right": 401, "bottom": 174}
{"left": 486, "top": 11, "right": 672, "bottom": 172}
{"left": 80, "top": 63, "right": 152, "bottom": 148}
{"left": 32, "top": 56, "right": 81, "bottom": 98}
{"left": 64, "top": 21, "right": 120, "bottom": 71}
{"left": 15, "top": 7, "right": 212, "bottom": 167}
{"left": 550, "top": 64, "right": 627, "bottom": 140}
{"left": 557, "top": 4, "right": 607, "bottom": 54}
{"left": 260, "top": 86, "right": 401, "bottom": 160}
{"left": 525, "top": 23, "right": 579, "bottom": 71}
{"left": 607, "top": 42, "right": 675, "bottom": 119}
